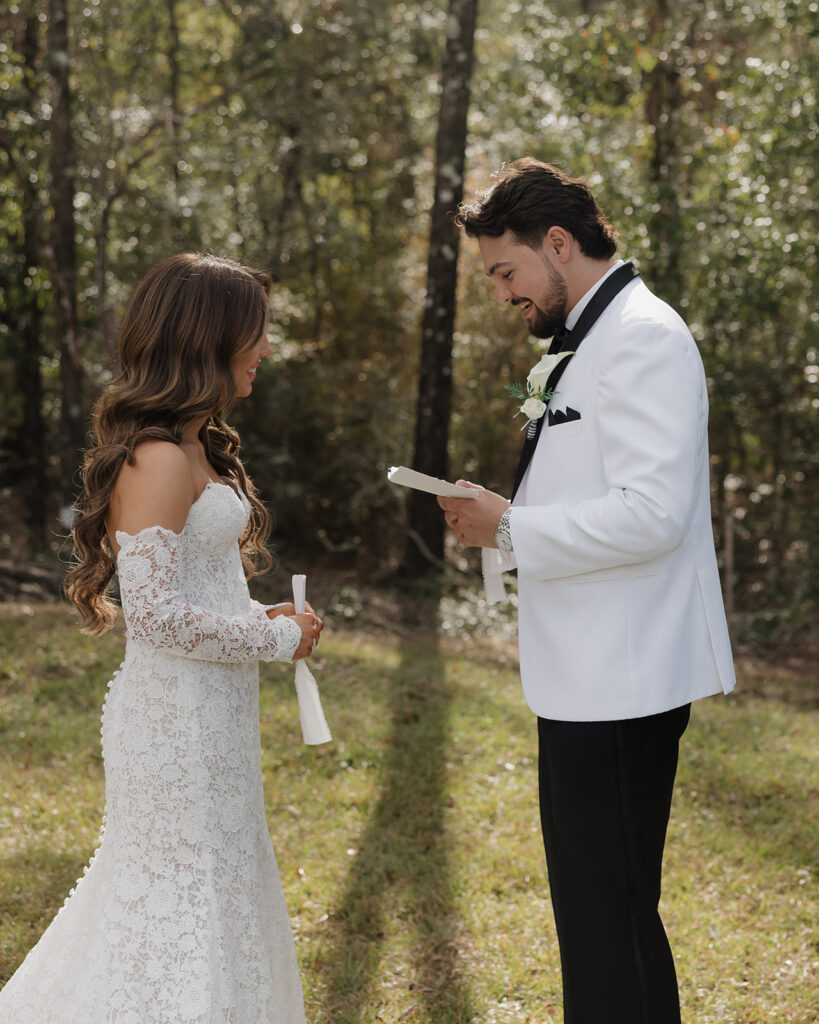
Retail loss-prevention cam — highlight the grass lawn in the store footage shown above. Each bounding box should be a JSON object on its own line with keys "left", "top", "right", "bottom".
{"left": 0, "top": 598, "right": 816, "bottom": 1023}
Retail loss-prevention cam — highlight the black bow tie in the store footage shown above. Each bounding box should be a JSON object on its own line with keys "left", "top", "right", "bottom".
{"left": 550, "top": 323, "right": 572, "bottom": 353}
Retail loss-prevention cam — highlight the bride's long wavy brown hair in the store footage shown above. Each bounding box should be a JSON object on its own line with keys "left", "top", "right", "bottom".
{"left": 65, "top": 252, "right": 274, "bottom": 635}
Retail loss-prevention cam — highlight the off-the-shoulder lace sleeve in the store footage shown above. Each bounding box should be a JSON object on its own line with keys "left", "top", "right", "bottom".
{"left": 117, "top": 527, "right": 300, "bottom": 663}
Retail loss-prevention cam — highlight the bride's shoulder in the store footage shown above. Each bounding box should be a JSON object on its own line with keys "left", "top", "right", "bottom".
{"left": 128, "top": 439, "right": 191, "bottom": 475}
{"left": 109, "top": 441, "right": 197, "bottom": 540}
{"left": 118, "top": 440, "right": 195, "bottom": 494}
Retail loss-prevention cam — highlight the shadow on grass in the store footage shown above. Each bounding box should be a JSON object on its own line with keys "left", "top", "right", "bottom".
{"left": 318, "top": 583, "right": 474, "bottom": 1024}
{"left": 677, "top": 696, "right": 819, "bottom": 874}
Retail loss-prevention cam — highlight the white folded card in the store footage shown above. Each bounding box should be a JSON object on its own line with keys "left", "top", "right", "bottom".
{"left": 387, "top": 466, "right": 479, "bottom": 499}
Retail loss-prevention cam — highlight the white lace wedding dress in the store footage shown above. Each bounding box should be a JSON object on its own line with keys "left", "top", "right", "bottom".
{"left": 0, "top": 481, "right": 307, "bottom": 1023}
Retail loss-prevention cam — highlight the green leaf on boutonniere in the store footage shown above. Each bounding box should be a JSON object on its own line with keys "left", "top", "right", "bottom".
{"left": 506, "top": 382, "right": 557, "bottom": 404}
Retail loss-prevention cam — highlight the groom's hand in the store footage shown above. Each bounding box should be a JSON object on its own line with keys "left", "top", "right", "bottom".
{"left": 438, "top": 481, "right": 509, "bottom": 548}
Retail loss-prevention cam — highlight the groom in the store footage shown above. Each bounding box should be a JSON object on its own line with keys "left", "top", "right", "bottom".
{"left": 438, "top": 158, "right": 735, "bottom": 1024}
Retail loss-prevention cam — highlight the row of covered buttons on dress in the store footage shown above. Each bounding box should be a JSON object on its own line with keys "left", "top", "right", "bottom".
{"left": 59, "top": 659, "right": 126, "bottom": 911}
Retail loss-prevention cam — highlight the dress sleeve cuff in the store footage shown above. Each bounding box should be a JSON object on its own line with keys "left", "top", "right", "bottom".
{"left": 277, "top": 614, "right": 302, "bottom": 663}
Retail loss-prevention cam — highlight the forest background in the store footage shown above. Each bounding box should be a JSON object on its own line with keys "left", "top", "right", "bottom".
{"left": 0, "top": 0, "right": 816, "bottom": 646}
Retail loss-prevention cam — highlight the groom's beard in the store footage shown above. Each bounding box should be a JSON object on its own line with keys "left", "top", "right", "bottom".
{"left": 516, "top": 260, "right": 569, "bottom": 339}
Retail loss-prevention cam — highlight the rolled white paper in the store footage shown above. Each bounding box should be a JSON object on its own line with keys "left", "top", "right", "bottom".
{"left": 292, "top": 574, "right": 307, "bottom": 615}
{"left": 292, "top": 574, "right": 332, "bottom": 745}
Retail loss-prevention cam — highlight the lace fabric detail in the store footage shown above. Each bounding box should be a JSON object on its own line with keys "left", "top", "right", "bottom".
{"left": 116, "top": 525, "right": 300, "bottom": 664}
{"left": 0, "top": 483, "right": 306, "bottom": 1023}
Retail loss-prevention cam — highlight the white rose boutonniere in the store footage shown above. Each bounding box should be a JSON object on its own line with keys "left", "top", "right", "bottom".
{"left": 505, "top": 347, "right": 574, "bottom": 432}
{"left": 520, "top": 397, "right": 546, "bottom": 421}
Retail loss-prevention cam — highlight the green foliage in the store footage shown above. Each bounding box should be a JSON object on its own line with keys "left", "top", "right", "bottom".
{"left": 456, "top": 0, "right": 818, "bottom": 614}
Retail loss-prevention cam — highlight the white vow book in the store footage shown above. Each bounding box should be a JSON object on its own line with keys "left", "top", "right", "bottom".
{"left": 387, "top": 466, "right": 479, "bottom": 499}
{"left": 292, "top": 574, "right": 332, "bottom": 745}
{"left": 387, "top": 467, "right": 514, "bottom": 604}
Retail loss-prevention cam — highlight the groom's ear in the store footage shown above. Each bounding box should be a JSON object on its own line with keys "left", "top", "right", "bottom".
{"left": 543, "top": 226, "right": 571, "bottom": 262}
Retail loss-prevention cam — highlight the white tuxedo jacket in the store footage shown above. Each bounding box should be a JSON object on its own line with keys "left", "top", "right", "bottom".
{"left": 510, "top": 271, "right": 735, "bottom": 721}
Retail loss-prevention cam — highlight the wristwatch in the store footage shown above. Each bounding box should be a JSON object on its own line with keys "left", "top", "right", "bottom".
{"left": 494, "top": 505, "right": 514, "bottom": 552}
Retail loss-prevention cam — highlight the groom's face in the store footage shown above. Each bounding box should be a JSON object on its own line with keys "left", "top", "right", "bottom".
{"left": 479, "top": 230, "right": 568, "bottom": 338}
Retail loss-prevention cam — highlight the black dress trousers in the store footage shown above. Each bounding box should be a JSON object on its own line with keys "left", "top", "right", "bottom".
{"left": 537, "top": 703, "right": 691, "bottom": 1024}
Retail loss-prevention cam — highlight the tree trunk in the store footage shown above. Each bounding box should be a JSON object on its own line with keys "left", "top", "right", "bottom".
{"left": 95, "top": 204, "right": 118, "bottom": 370}
{"left": 643, "top": 0, "right": 685, "bottom": 309}
{"left": 48, "top": 0, "right": 86, "bottom": 519}
{"left": 402, "top": 0, "right": 478, "bottom": 577}
{"left": 166, "top": 0, "right": 184, "bottom": 236}
{"left": 18, "top": 12, "right": 48, "bottom": 546}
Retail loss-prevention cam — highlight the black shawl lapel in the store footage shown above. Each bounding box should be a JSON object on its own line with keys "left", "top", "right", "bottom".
{"left": 510, "top": 262, "right": 639, "bottom": 501}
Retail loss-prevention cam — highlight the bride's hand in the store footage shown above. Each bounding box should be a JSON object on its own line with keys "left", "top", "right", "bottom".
{"left": 289, "top": 610, "right": 324, "bottom": 661}
{"left": 266, "top": 601, "right": 317, "bottom": 619}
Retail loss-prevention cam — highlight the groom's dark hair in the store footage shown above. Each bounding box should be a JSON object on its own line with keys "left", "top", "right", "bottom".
{"left": 456, "top": 157, "right": 618, "bottom": 259}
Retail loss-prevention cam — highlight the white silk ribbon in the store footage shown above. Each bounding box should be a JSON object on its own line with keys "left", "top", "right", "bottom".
{"left": 292, "top": 574, "right": 332, "bottom": 745}
{"left": 481, "top": 547, "right": 517, "bottom": 605}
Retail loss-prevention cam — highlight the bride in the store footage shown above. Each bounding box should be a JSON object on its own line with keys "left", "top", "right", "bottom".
{"left": 0, "top": 253, "right": 322, "bottom": 1022}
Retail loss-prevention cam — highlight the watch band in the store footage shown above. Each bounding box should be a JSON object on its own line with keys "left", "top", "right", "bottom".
{"left": 494, "top": 505, "right": 514, "bottom": 552}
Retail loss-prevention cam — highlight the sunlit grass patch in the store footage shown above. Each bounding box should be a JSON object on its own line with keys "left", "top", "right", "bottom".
{"left": 0, "top": 604, "right": 816, "bottom": 1023}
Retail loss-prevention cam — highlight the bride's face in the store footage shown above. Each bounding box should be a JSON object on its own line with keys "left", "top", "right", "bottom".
{"left": 231, "top": 331, "right": 273, "bottom": 398}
